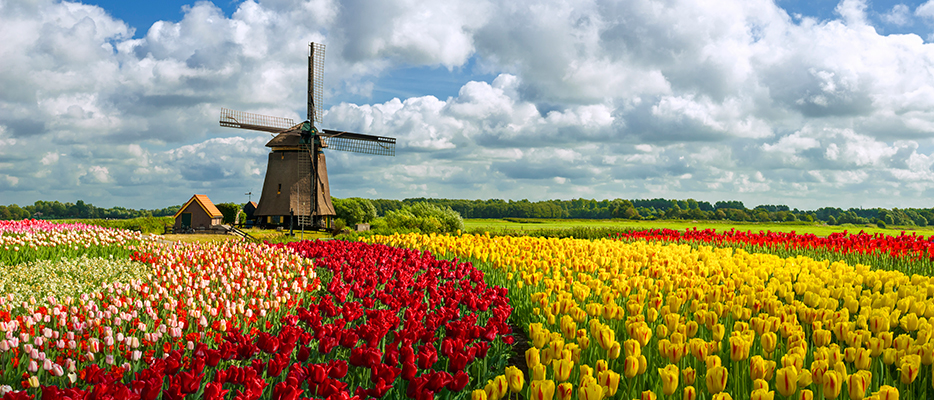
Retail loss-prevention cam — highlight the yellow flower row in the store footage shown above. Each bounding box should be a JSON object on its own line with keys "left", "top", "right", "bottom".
{"left": 365, "top": 232, "right": 934, "bottom": 400}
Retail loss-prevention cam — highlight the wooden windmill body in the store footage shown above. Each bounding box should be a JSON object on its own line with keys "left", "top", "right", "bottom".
{"left": 220, "top": 43, "right": 395, "bottom": 229}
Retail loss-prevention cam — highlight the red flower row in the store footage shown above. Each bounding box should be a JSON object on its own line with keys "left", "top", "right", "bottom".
{"left": 613, "top": 227, "right": 934, "bottom": 261}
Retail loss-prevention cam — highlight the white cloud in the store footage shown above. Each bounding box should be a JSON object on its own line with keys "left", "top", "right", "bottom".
{"left": 883, "top": 4, "right": 912, "bottom": 26}
{"left": 7, "top": 0, "right": 934, "bottom": 209}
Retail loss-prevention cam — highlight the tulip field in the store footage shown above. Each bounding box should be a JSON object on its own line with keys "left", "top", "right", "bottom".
{"left": 365, "top": 231, "right": 934, "bottom": 400}
{"left": 5, "top": 220, "right": 934, "bottom": 400}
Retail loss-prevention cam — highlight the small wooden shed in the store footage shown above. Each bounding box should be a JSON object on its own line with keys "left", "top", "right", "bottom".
{"left": 173, "top": 194, "right": 223, "bottom": 231}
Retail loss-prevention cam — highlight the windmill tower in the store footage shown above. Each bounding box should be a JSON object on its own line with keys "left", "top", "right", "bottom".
{"left": 219, "top": 42, "right": 396, "bottom": 229}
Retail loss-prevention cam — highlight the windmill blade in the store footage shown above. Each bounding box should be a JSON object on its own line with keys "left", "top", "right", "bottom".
{"left": 321, "top": 129, "right": 396, "bottom": 156}
{"left": 308, "top": 42, "right": 326, "bottom": 124}
{"left": 220, "top": 108, "right": 295, "bottom": 133}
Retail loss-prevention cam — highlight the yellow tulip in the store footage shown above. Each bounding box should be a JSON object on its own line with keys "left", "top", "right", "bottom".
{"left": 506, "top": 366, "right": 525, "bottom": 394}
{"left": 472, "top": 389, "right": 488, "bottom": 400}
{"left": 656, "top": 324, "right": 670, "bottom": 338}
{"left": 624, "top": 339, "right": 641, "bottom": 358}
{"left": 689, "top": 338, "right": 708, "bottom": 361}
{"left": 899, "top": 354, "right": 921, "bottom": 384}
{"left": 813, "top": 329, "right": 832, "bottom": 347}
{"left": 638, "top": 355, "right": 648, "bottom": 375}
{"left": 658, "top": 364, "right": 679, "bottom": 396}
{"left": 682, "top": 386, "right": 697, "bottom": 400}
{"left": 798, "top": 389, "right": 814, "bottom": 400}
{"left": 530, "top": 380, "right": 556, "bottom": 400}
{"left": 596, "top": 328, "right": 615, "bottom": 351}
{"left": 597, "top": 370, "right": 621, "bottom": 397}
{"left": 682, "top": 366, "right": 696, "bottom": 386}
{"left": 578, "top": 378, "right": 603, "bottom": 400}
{"left": 775, "top": 366, "right": 798, "bottom": 397}
{"left": 796, "top": 368, "right": 813, "bottom": 389}
{"left": 608, "top": 341, "right": 621, "bottom": 360}
{"left": 751, "top": 389, "right": 774, "bottom": 400}
{"left": 712, "top": 393, "right": 733, "bottom": 400}
{"left": 556, "top": 382, "right": 573, "bottom": 400}
{"left": 822, "top": 370, "right": 843, "bottom": 400}
{"left": 712, "top": 324, "right": 726, "bottom": 342}
{"left": 729, "top": 335, "right": 749, "bottom": 361}
{"left": 706, "top": 355, "right": 722, "bottom": 370}
{"left": 846, "top": 370, "right": 870, "bottom": 400}
{"left": 623, "top": 356, "right": 639, "bottom": 379}
{"left": 579, "top": 364, "right": 593, "bottom": 380}
{"left": 854, "top": 347, "right": 872, "bottom": 370}
{"left": 761, "top": 332, "right": 777, "bottom": 354}
{"left": 492, "top": 375, "right": 508, "bottom": 400}
{"left": 882, "top": 348, "right": 897, "bottom": 365}
{"left": 634, "top": 324, "right": 653, "bottom": 346}
{"left": 532, "top": 364, "right": 546, "bottom": 381}
{"left": 526, "top": 347, "right": 541, "bottom": 368}
{"left": 753, "top": 378, "right": 768, "bottom": 392}
{"left": 868, "top": 337, "right": 884, "bottom": 357}
{"left": 641, "top": 391, "right": 657, "bottom": 400}
{"left": 875, "top": 385, "right": 898, "bottom": 400}
{"left": 894, "top": 334, "right": 912, "bottom": 351}
{"left": 553, "top": 358, "right": 573, "bottom": 382}
{"left": 705, "top": 365, "right": 728, "bottom": 394}
{"left": 595, "top": 359, "right": 607, "bottom": 374}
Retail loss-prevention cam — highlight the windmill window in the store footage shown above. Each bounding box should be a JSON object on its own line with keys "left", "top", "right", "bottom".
{"left": 277, "top": 184, "right": 281, "bottom": 194}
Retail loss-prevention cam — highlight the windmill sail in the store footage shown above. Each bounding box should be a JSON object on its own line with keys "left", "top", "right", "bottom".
{"left": 308, "top": 43, "right": 325, "bottom": 124}
{"left": 321, "top": 130, "right": 396, "bottom": 156}
{"left": 219, "top": 108, "right": 295, "bottom": 133}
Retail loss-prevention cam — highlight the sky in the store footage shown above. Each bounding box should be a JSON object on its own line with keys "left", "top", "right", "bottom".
{"left": 4, "top": 0, "right": 934, "bottom": 210}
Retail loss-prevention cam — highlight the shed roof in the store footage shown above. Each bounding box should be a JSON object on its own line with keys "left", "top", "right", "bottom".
{"left": 173, "top": 194, "right": 224, "bottom": 219}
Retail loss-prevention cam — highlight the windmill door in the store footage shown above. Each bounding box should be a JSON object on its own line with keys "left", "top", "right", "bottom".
{"left": 181, "top": 213, "right": 191, "bottom": 229}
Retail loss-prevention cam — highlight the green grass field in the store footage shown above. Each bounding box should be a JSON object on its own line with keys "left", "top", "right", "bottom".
{"left": 463, "top": 218, "right": 934, "bottom": 237}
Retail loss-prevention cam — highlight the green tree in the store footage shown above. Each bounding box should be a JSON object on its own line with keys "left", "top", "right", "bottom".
{"left": 215, "top": 203, "right": 241, "bottom": 224}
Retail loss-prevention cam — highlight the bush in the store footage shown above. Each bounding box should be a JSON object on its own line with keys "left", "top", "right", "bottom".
{"left": 215, "top": 203, "right": 241, "bottom": 224}
{"left": 332, "top": 198, "right": 378, "bottom": 226}
{"left": 375, "top": 203, "right": 464, "bottom": 234}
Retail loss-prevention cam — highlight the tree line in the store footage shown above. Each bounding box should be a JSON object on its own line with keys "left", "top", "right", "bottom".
{"left": 0, "top": 200, "right": 181, "bottom": 221}
{"left": 4, "top": 197, "right": 933, "bottom": 228}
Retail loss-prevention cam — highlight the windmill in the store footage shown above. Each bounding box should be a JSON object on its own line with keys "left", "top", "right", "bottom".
{"left": 219, "top": 42, "right": 395, "bottom": 229}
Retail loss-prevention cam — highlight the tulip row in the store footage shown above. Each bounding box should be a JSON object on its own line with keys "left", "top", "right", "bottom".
{"left": 0, "top": 256, "right": 150, "bottom": 308}
{"left": 0, "top": 219, "right": 516, "bottom": 399}
{"left": 612, "top": 228, "right": 934, "bottom": 276}
{"left": 0, "top": 231, "right": 319, "bottom": 397}
{"left": 365, "top": 232, "right": 934, "bottom": 400}
{"left": 0, "top": 220, "right": 146, "bottom": 265}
